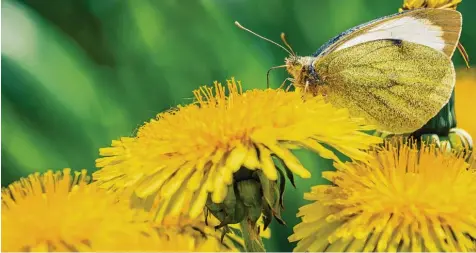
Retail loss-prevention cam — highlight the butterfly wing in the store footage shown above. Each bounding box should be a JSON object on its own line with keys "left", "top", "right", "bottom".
{"left": 314, "top": 39, "right": 455, "bottom": 134}
{"left": 314, "top": 8, "right": 462, "bottom": 59}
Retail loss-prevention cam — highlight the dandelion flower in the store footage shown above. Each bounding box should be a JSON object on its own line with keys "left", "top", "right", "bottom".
{"left": 1, "top": 169, "right": 228, "bottom": 252}
{"left": 400, "top": 0, "right": 462, "bottom": 11}
{"left": 94, "top": 78, "right": 381, "bottom": 250}
{"left": 455, "top": 70, "right": 476, "bottom": 140}
{"left": 289, "top": 140, "right": 476, "bottom": 252}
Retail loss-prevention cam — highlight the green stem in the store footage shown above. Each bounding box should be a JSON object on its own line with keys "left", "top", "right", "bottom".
{"left": 239, "top": 219, "right": 265, "bottom": 252}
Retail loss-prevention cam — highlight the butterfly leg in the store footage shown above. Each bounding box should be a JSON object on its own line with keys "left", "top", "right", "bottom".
{"left": 285, "top": 82, "right": 294, "bottom": 92}
{"left": 279, "top": 78, "right": 294, "bottom": 89}
{"left": 304, "top": 80, "right": 310, "bottom": 93}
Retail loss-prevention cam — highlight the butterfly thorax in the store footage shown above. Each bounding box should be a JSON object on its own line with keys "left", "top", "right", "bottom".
{"left": 285, "top": 56, "right": 322, "bottom": 89}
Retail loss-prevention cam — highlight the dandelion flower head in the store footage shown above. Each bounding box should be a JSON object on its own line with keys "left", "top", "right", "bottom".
{"left": 289, "top": 140, "right": 476, "bottom": 252}
{"left": 1, "top": 169, "right": 164, "bottom": 252}
{"left": 94, "top": 78, "right": 381, "bottom": 224}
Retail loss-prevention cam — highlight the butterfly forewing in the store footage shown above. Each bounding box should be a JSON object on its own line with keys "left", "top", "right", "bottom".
{"left": 314, "top": 39, "right": 455, "bottom": 134}
{"left": 316, "top": 9, "right": 462, "bottom": 59}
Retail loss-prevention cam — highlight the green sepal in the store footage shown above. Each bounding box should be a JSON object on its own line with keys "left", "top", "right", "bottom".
{"left": 273, "top": 155, "right": 296, "bottom": 188}
{"left": 256, "top": 171, "right": 276, "bottom": 208}
{"left": 262, "top": 202, "right": 273, "bottom": 231}
{"left": 205, "top": 185, "right": 246, "bottom": 228}
{"left": 276, "top": 167, "right": 286, "bottom": 209}
{"left": 256, "top": 171, "right": 286, "bottom": 226}
{"left": 236, "top": 179, "right": 262, "bottom": 223}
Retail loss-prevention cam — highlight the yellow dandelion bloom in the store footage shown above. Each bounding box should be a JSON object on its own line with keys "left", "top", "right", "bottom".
{"left": 1, "top": 169, "right": 228, "bottom": 252}
{"left": 94, "top": 78, "right": 381, "bottom": 223}
{"left": 1, "top": 169, "right": 151, "bottom": 252}
{"left": 455, "top": 70, "right": 476, "bottom": 139}
{"left": 400, "top": 0, "right": 461, "bottom": 11}
{"left": 289, "top": 141, "right": 476, "bottom": 252}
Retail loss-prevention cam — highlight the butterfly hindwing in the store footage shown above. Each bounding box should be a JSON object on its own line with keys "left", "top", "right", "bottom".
{"left": 314, "top": 39, "right": 455, "bottom": 134}
{"left": 315, "top": 9, "right": 462, "bottom": 59}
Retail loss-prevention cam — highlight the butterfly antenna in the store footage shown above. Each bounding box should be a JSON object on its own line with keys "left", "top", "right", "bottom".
{"left": 235, "top": 21, "right": 292, "bottom": 55}
{"left": 280, "top": 33, "right": 296, "bottom": 56}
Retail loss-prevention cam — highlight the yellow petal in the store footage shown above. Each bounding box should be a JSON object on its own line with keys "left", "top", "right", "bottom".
{"left": 160, "top": 164, "right": 194, "bottom": 197}
{"left": 264, "top": 142, "right": 311, "bottom": 178}
{"left": 226, "top": 144, "right": 248, "bottom": 172}
{"left": 189, "top": 185, "right": 209, "bottom": 219}
{"left": 256, "top": 144, "right": 278, "bottom": 180}
{"left": 211, "top": 176, "right": 228, "bottom": 203}
{"left": 301, "top": 139, "right": 340, "bottom": 161}
{"left": 134, "top": 166, "right": 171, "bottom": 198}
{"left": 243, "top": 145, "right": 260, "bottom": 170}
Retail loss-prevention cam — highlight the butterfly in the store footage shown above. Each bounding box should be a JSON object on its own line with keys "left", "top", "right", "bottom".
{"left": 236, "top": 8, "right": 462, "bottom": 134}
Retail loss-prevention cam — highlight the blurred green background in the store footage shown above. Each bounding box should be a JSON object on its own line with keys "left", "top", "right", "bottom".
{"left": 2, "top": 0, "right": 475, "bottom": 251}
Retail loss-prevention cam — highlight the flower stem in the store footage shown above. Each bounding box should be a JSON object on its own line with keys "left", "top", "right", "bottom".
{"left": 239, "top": 218, "right": 265, "bottom": 252}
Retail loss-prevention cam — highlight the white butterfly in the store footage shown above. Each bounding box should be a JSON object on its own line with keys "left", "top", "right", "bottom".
{"left": 237, "top": 9, "right": 463, "bottom": 134}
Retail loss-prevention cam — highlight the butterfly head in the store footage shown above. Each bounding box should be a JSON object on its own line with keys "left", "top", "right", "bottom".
{"left": 234, "top": 21, "right": 319, "bottom": 88}
{"left": 285, "top": 56, "right": 317, "bottom": 87}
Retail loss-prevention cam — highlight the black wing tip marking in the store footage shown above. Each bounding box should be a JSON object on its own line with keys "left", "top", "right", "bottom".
{"left": 389, "top": 39, "right": 403, "bottom": 46}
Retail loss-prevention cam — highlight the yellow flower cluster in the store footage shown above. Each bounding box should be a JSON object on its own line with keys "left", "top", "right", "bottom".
{"left": 3, "top": 0, "right": 474, "bottom": 251}
{"left": 2, "top": 78, "right": 382, "bottom": 252}
{"left": 5, "top": 68, "right": 474, "bottom": 251}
